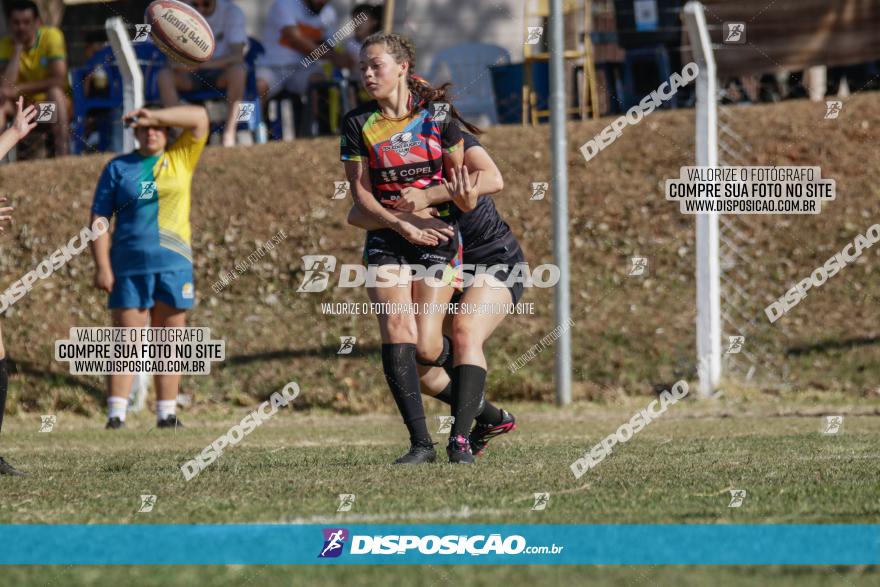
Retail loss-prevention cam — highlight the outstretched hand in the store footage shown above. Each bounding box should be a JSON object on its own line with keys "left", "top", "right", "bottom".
{"left": 11, "top": 96, "right": 37, "bottom": 140}
{"left": 0, "top": 196, "right": 13, "bottom": 234}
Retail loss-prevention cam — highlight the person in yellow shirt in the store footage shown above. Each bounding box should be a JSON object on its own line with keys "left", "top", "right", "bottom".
{"left": 0, "top": 1, "right": 69, "bottom": 156}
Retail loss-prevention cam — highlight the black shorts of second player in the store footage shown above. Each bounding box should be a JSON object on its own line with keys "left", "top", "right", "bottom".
{"left": 363, "top": 227, "right": 464, "bottom": 284}
{"left": 453, "top": 233, "right": 527, "bottom": 305}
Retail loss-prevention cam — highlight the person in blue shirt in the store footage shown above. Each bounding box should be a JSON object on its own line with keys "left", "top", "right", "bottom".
{"left": 90, "top": 104, "right": 209, "bottom": 431}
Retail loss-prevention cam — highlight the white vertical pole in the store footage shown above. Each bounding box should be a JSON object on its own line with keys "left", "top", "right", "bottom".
{"left": 106, "top": 17, "right": 143, "bottom": 152}
{"left": 549, "top": 0, "right": 571, "bottom": 405}
{"left": 107, "top": 18, "right": 149, "bottom": 410}
{"left": 683, "top": 2, "right": 721, "bottom": 396}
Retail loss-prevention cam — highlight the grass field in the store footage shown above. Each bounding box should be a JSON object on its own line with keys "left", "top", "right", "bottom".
{"left": 0, "top": 393, "right": 878, "bottom": 584}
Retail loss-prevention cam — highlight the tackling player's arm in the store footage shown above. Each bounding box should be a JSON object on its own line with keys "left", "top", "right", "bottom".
{"left": 393, "top": 145, "right": 504, "bottom": 212}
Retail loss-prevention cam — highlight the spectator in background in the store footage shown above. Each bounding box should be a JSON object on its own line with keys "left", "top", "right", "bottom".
{"left": 0, "top": 0, "right": 69, "bottom": 157}
{"left": 158, "top": 0, "right": 248, "bottom": 147}
{"left": 342, "top": 3, "right": 383, "bottom": 105}
{"left": 256, "top": 0, "right": 343, "bottom": 134}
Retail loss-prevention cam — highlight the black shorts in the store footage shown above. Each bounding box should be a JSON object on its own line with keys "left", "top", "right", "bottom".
{"left": 453, "top": 231, "right": 527, "bottom": 305}
{"left": 363, "top": 226, "right": 464, "bottom": 286}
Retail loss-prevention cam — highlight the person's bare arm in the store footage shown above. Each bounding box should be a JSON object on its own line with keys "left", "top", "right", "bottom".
{"left": 345, "top": 160, "right": 447, "bottom": 246}
{"left": 393, "top": 146, "right": 505, "bottom": 212}
{"left": 90, "top": 213, "right": 113, "bottom": 293}
{"left": 0, "top": 46, "right": 22, "bottom": 96}
{"left": 124, "top": 104, "right": 210, "bottom": 139}
{"left": 14, "top": 58, "right": 66, "bottom": 95}
{"left": 346, "top": 204, "right": 454, "bottom": 241}
{"left": 198, "top": 43, "right": 245, "bottom": 70}
{"left": 0, "top": 97, "right": 36, "bottom": 159}
{"left": 280, "top": 25, "right": 322, "bottom": 57}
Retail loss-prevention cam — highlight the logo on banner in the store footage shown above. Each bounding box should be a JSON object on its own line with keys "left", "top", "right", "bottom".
{"left": 319, "top": 528, "right": 349, "bottom": 558}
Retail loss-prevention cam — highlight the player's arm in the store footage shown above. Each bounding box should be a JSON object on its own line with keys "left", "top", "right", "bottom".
{"left": 346, "top": 204, "right": 454, "bottom": 242}
{"left": 0, "top": 197, "right": 12, "bottom": 233}
{"left": 90, "top": 163, "right": 117, "bottom": 293}
{"left": 0, "top": 97, "right": 37, "bottom": 160}
{"left": 90, "top": 213, "right": 113, "bottom": 293}
{"left": 123, "top": 105, "right": 209, "bottom": 140}
{"left": 344, "top": 160, "right": 446, "bottom": 247}
{"left": 394, "top": 145, "right": 503, "bottom": 213}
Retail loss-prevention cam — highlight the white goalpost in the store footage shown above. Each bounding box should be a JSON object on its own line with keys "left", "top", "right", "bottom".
{"left": 683, "top": 1, "right": 721, "bottom": 397}
{"left": 107, "top": 17, "right": 149, "bottom": 410}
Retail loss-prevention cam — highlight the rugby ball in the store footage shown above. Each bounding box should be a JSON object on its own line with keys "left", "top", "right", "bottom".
{"left": 145, "top": 0, "right": 215, "bottom": 66}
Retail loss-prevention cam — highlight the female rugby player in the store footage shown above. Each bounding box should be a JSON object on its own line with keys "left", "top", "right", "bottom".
{"left": 348, "top": 132, "right": 522, "bottom": 463}
{"left": 0, "top": 97, "right": 38, "bottom": 475}
{"left": 90, "top": 104, "right": 209, "bottom": 430}
{"left": 341, "top": 33, "right": 479, "bottom": 464}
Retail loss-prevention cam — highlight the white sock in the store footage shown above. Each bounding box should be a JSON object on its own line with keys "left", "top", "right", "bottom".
{"left": 107, "top": 396, "right": 127, "bottom": 421}
{"left": 156, "top": 400, "right": 177, "bottom": 421}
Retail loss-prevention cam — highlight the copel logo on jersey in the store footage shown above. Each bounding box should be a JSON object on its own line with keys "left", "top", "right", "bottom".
{"left": 381, "top": 132, "right": 421, "bottom": 156}
{"left": 318, "top": 528, "right": 349, "bottom": 558}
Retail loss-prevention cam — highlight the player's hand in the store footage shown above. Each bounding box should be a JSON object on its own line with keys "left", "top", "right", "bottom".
{"left": 11, "top": 97, "right": 37, "bottom": 140}
{"left": 0, "top": 197, "right": 13, "bottom": 234}
{"left": 93, "top": 267, "right": 115, "bottom": 293}
{"left": 396, "top": 220, "right": 441, "bottom": 247}
{"left": 407, "top": 214, "right": 454, "bottom": 243}
{"left": 443, "top": 166, "right": 481, "bottom": 212}
{"left": 123, "top": 108, "right": 160, "bottom": 128}
{"left": 391, "top": 185, "right": 432, "bottom": 213}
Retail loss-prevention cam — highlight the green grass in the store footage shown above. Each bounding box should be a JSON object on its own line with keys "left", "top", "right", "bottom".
{"left": 0, "top": 396, "right": 879, "bottom": 584}
{"left": 0, "top": 565, "right": 878, "bottom": 587}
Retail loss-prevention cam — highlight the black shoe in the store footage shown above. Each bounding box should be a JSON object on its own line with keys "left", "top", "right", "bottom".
{"left": 157, "top": 415, "right": 183, "bottom": 429}
{"left": 0, "top": 456, "right": 26, "bottom": 476}
{"left": 393, "top": 441, "right": 436, "bottom": 465}
{"left": 446, "top": 434, "right": 475, "bottom": 464}
{"left": 469, "top": 409, "right": 517, "bottom": 457}
{"left": 105, "top": 417, "right": 125, "bottom": 430}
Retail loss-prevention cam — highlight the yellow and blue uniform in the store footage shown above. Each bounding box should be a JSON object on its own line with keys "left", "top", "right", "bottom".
{"left": 0, "top": 27, "right": 68, "bottom": 101}
{"left": 91, "top": 130, "right": 206, "bottom": 309}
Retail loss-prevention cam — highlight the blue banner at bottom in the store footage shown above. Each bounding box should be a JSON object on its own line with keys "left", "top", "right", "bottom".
{"left": 0, "top": 524, "right": 877, "bottom": 565}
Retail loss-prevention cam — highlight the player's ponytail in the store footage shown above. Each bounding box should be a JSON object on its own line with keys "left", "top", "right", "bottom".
{"left": 362, "top": 32, "right": 483, "bottom": 136}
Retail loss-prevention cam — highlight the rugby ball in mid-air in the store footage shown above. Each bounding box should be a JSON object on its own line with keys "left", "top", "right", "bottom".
{"left": 145, "top": 0, "right": 215, "bottom": 65}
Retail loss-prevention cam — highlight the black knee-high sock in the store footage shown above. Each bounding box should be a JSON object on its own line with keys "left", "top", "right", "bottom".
{"left": 433, "top": 381, "right": 504, "bottom": 427}
{"left": 441, "top": 336, "right": 454, "bottom": 378}
{"left": 0, "top": 358, "right": 7, "bottom": 435}
{"left": 381, "top": 343, "right": 431, "bottom": 445}
{"left": 450, "top": 364, "right": 487, "bottom": 438}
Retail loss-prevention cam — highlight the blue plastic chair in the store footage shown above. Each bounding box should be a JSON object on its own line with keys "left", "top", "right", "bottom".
{"left": 70, "top": 42, "right": 167, "bottom": 154}
{"left": 178, "top": 37, "right": 265, "bottom": 140}
{"left": 427, "top": 43, "right": 511, "bottom": 126}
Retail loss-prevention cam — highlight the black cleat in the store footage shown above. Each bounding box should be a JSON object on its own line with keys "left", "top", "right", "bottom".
{"left": 469, "top": 409, "right": 517, "bottom": 457}
{"left": 0, "top": 456, "right": 26, "bottom": 476}
{"left": 157, "top": 415, "right": 184, "bottom": 429}
{"left": 105, "top": 417, "right": 125, "bottom": 430}
{"left": 393, "top": 441, "right": 436, "bottom": 465}
{"left": 446, "top": 434, "right": 475, "bottom": 464}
